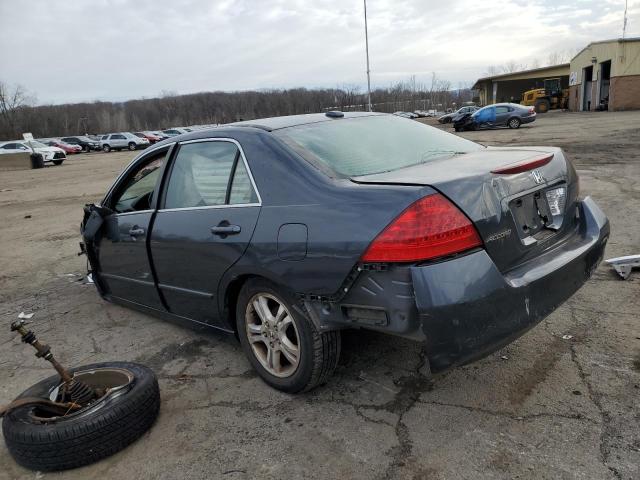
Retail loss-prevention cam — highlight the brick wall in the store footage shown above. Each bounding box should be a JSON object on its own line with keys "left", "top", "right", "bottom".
{"left": 610, "top": 75, "right": 640, "bottom": 111}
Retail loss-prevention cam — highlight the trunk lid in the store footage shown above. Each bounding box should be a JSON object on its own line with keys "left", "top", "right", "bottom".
{"left": 351, "top": 146, "right": 580, "bottom": 272}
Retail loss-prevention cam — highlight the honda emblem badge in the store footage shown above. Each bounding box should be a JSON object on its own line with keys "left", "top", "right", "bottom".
{"left": 531, "top": 169, "right": 544, "bottom": 184}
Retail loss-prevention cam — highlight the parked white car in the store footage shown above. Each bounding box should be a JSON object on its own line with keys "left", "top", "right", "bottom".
{"left": 161, "top": 127, "right": 192, "bottom": 137}
{"left": 100, "top": 132, "right": 150, "bottom": 152}
{"left": 0, "top": 140, "right": 66, "bottom": 165}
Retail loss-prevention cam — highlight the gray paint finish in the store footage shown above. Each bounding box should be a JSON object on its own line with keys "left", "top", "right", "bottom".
{"left": 83, "top": 112, "right": 609, "bottom": 372}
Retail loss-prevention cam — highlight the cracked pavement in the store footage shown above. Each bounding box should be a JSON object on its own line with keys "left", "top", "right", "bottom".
{"left": 1, "top": 111, "right": 639, "bottom": 479}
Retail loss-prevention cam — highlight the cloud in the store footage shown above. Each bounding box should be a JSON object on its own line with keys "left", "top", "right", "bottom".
{"left": 0, "top": 0, "right": 635, "bottom": 103}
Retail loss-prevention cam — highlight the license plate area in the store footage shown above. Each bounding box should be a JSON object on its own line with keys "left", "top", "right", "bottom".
{"left": 509, "top": 184, "right": 566, "bottom": 243}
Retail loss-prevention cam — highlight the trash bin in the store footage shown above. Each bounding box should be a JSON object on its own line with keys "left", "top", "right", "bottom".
{"left": 30, "top": 153, "right": 44, "bottom": 169}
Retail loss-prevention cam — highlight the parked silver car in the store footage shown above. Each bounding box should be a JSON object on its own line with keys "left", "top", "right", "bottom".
{"left": 100, "top": 132, "right": 149, "bottom": 152}
{"left": 161, "top": 127, "right": 192, "bottom": 137}
{"left": 438, "top": 106, "right": 479, "bottom": 123}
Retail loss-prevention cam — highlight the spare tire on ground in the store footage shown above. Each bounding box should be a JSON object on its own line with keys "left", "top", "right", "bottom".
{"left": 2, "top": 361, "right": 160, "bottom": 472}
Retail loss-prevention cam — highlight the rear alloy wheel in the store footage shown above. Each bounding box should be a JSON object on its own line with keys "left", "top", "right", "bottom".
{"left": 237, "top": 278, "right": 340, "bottom": 393}
{"left": 128, "top": 142, "right": 137, "bottom": 151}
{"left": 508, "top": 117, "right": 521, "bottom": 129}
{"left": 102, "top": 144, "right": 111, "bottom": 153}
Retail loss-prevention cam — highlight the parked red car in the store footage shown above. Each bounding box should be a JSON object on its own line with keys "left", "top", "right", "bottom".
{"left": 42, "top": 139, "right": 83, "bottom": 154}
{"left": 134, "top": 132, "right": 162, "bottom": 144}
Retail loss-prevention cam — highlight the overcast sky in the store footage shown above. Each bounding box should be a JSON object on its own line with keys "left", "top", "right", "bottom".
{"left": 0, "top": 0, "right": 636, "bottom": 104}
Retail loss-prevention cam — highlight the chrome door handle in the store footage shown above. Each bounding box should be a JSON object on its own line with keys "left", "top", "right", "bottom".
{"left": 210, "top": 225, "right": 241, "bottom": 236}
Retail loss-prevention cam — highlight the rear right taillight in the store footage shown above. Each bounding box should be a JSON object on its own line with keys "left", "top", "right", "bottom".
{"left": 360, "top": 194, "right": 482, "bottom": 263}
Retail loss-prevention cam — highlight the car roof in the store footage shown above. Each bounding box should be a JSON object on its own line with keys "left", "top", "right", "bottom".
{"left": 230, "top": 111, "right": 386, "bottom": 132}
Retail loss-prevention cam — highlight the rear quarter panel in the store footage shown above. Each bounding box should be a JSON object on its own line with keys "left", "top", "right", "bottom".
{"left": 218, "top": 130, "right": 433, "bottom": 297}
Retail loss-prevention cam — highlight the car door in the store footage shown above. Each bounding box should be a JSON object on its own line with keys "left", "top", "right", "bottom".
{"left": 150, "top": 138, "right": 261, "bottom": 326}
{"left": 111, "top": 134, "right": 127, "bottom": 148}
{"left": 93, "top": 146, "right": 172, "bottom": 309}
{"left": 1, "top": 143, "right": 22, "bottom": 153}
{"left": 493, "top": 106, "right": 511, "bottom": 126}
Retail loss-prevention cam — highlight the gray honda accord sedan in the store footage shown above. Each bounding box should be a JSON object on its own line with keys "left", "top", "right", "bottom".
{"left": 81, "top": 111, "right": 609, "bottom": 393}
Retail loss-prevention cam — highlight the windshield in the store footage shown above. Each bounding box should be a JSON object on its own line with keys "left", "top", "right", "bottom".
{"left": 28, "top": 140, "right": 47, "bottom": 149}
{"left": 275, "top": 115, "right": 484, "bottom": 177}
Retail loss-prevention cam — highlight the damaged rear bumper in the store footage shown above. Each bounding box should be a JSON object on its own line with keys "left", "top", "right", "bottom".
{"left": 304, "top": 197, "right": 609, "bottom": 373}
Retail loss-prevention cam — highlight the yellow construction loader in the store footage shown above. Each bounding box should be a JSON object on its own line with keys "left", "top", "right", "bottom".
{"left": 520, "top": 78, "right": 569, "bottom": 113}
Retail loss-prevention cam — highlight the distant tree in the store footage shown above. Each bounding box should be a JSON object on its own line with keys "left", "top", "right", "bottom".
{"left": 0, "top": 81, "right": 31, "bottom": 138}
{"left": 484, "top": 65, "right": 501, "bottom": 76}
{"left": 502, "top": 60, "right": 526, "bottom": 73}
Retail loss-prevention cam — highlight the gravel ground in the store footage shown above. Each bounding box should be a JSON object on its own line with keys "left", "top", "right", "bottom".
{"left": 1, "top": 111, "right": 638, "bottom": 480}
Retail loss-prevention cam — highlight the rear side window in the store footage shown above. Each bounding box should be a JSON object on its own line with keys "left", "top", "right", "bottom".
{"left": 229, "top": 159, "right": 257, "bottom": 204}
{"left": 275, "top": 115, "right": 483, "bottom": 178}
{"left": 164, "top": 141, "right": 257, "bottom": 209}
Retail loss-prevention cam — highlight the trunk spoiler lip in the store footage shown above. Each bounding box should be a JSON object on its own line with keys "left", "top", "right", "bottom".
{"left": 490, "top": 153, "right": 554, "bottom": 174}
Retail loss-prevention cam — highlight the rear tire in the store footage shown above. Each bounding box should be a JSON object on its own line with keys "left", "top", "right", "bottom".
{"left": 2, "top": 362, "right": 160, "bottom": 472}
{"left": 128, "top": 142, "right": 136, "bottom": 151}
{"left": 236, "top": 278, "right": 341, "bottom": 393}
{"left": 102, "top": 144, "right": 110, "bottom": 153}
{"left": 508, "top": 117, "right": 521, "bottom": 129}
{"left": 83, "top": 145, "right": 90, "bottom": 153}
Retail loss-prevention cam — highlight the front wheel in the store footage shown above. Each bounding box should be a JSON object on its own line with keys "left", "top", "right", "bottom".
{"left": 236, "top": 278, "right": 341, "bottom": 393}
{"left": 52, "top": 160, "right": 63, "bottom": 166}
{"left": 102, "top": 144, "right": 111, "bottom": 152}
{"left": 508, "top": 117, "right": 521, "bottom": 129}
{"left": 128, "top": 142, "right": 136, "bottom": 151}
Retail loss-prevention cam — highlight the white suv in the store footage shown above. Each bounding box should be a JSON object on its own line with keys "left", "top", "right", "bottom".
{"left": 0, "top": 140, "right": 66, "bottom": 165}
{"left": 100, "top": 132, "right": 149, "bottom": 152}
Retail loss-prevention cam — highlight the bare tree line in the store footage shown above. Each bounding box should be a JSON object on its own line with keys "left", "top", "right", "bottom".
{"left": 0, "top": 77, "right": 473, "bottom": 140}
{"left": 484, "top": 49, "right": 580, "bottom": 77}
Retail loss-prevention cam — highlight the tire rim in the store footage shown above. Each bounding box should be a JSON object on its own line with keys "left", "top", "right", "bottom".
{"left": 129, "top": 144, "right": 135, "bottom": 150}
{"left": 510, "top": 119, "right": 518, "bottom": 128}
{"left": 30, "top": 367, "right": 134, "bottom": 423}
{"left": 245, "top": 293, "right": 300, "bottom": 378}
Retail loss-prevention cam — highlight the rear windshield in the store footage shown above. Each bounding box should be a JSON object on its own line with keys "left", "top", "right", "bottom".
{"left": 275, "top": 115, "right": 484, "bottom": 177}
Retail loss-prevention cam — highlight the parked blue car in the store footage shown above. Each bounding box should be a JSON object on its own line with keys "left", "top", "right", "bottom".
{"left": 454, "top": 103, "right": 536, "bottom": 131}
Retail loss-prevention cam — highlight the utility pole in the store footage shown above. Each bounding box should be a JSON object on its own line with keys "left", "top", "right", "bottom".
{"left": 364, "top": 0, "right": 372, "bottom": 112}
{"left": 623, "top": 0, "right": 628, "bottom": 39}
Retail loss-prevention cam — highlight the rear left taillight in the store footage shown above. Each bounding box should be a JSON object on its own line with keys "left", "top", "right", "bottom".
{"left": 360, "top": 194, "right": 482, "bottom": 263}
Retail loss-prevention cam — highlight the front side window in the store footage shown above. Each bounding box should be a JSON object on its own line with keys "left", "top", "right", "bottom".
{"left": 164, "top": 141, "right": 257, "bottom": 209}
{"left": 112, "top": 152, "right": 166, "bottom": 213}
{"left": 275, "top": 115, "right": 483, "bottom": 178}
